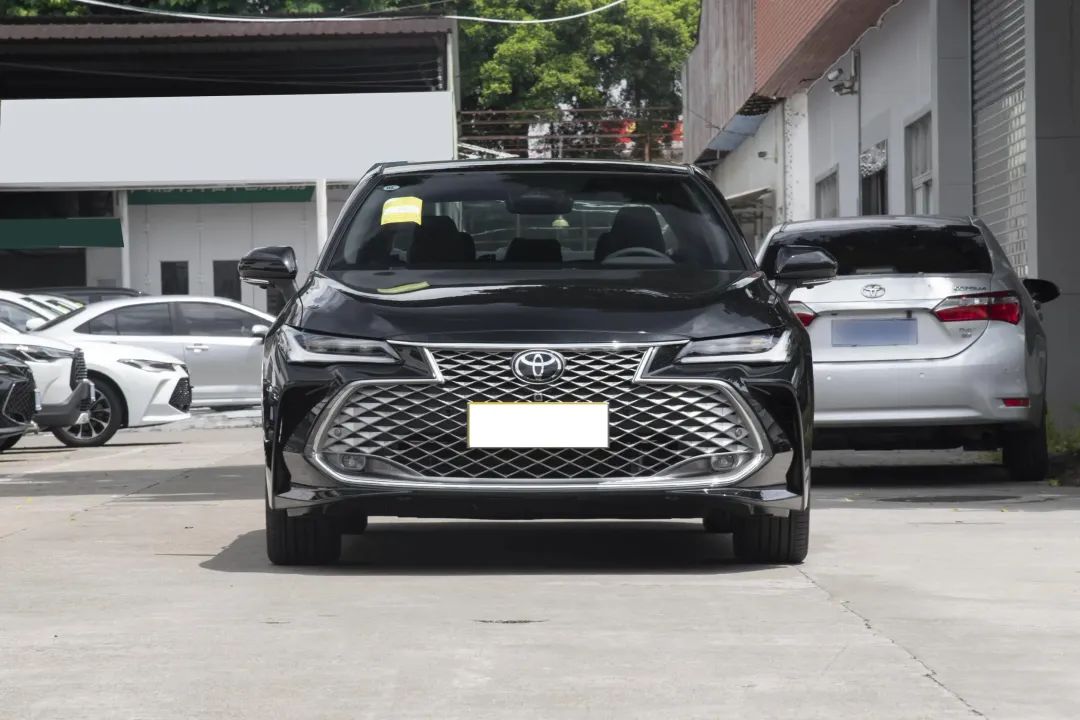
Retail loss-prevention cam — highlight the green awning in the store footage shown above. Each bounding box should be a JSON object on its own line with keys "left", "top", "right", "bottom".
{"left": 129, "top": 186, "right": 314, "bottom": 205}
{"left": 0, "top": 218, "right": 124, "bottom": 250}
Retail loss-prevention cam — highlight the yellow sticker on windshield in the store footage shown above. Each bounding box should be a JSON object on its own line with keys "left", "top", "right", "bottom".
{"left": 381, "top": 196, "right": 423, "bottom": 225}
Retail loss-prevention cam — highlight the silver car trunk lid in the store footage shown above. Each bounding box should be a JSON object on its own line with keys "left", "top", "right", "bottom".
{"left": 791, "top": 274, "right": 993, "bottom": 362}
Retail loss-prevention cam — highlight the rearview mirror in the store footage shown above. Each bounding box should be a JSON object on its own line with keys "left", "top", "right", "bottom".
{"left": 770, "top": 246, "right": 838, "bottom": 285}
{"left": 239, "top": 246, "right": 298, "bottom": 303}
{"left": 505, "top": 188, "right": 574, "bottom": 215}
{"left": 250, "top": 324, "right": 270, "bottom": 340}
{"left": 25, "top": 317, "right": 46, "bottom": 331}
{"left": 1022, "top": 278, "right": 1060, "bottom": 305}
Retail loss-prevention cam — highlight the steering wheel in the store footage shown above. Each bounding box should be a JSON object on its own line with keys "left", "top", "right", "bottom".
{"left": 604, "top": 246, "right": 671, "bottom": 262}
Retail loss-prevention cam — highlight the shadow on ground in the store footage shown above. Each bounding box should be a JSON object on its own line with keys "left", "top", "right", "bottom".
{"left": 200, "top": 521, "right": 768, "bottom": 576}
{"left": 0, "top": 465, "right": 262, "bottom": 500}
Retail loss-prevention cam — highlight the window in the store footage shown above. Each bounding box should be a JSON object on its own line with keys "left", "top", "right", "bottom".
{"left": 762, "top": 224, "right": 991, "bottom": 277}
{"left": 815, "top": 173, "right": 839, "bottom": 218}
{"left": 175, "top": 302, "right": 263, "bottom": 337}
{"left": 161, "top": 261, "right": 189, "bottom": 295}
{"left": 0, "top": 300, "right": 39, "bottom": 330}
{"left": 79, "top": 303, "right": 173, "bottom": 336}
{"left": 213, "top": 260, "right": 241, "bottom": 302}
{"left": 906, "top": 114, "right": 933, "bottom": 214}
{"left": 860, "top": 141, "right": 888, "bottom": 215}
{"left": 326, "top": 171, "right": 745, "bottom": 271}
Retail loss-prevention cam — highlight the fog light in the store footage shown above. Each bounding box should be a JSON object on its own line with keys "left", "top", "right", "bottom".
{"left": 710, "top": 455, "right": 738, "bottom": 472}
{"left": 340, "top": 453, "right": 367, "bottom": 471}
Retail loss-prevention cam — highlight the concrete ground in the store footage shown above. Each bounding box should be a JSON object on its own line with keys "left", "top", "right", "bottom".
{"left": 1, "top": 429, "right": 1079, "bottom": 719}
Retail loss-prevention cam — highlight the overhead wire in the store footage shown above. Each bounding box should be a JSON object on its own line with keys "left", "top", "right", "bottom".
{"left": 64, "top": 0, "right": 631, "bottom": 25}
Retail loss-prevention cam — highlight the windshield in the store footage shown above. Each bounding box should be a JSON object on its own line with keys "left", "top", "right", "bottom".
{"left": 324, "top": 171, "right": 745, "bottom": 271}
{"left": 763, "top": 225, "right": 992, "bottom": 276}
{"left": 34, "top": 305, "right": 88, "bottom": 331}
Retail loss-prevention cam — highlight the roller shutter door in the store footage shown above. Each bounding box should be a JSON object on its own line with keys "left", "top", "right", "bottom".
{"left": 972, "top": 0, "right": 1029, "bottom": 275}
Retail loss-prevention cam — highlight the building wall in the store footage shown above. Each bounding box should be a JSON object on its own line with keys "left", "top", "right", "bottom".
{"left": 808, "top": 0, "right": 934, "bottom": 216}
{"left": 1031, "top": 0, "right": 1080, "bottom": 426}
{"left": 0, "top": 92, "right": 455, "bottom": 188}
{"left": 684, "top": 0, "right": 755, "bottom": 161}
{"left": 754, "top": 0, "right": 837, "bottom": 90}
{"left": 709, "top": 104, "right": 785, "bottom": 200}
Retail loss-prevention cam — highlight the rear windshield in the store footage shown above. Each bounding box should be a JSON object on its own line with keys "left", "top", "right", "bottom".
{"left": 324, "top": 171, "right": 745, "bottom": 271}
{"left": 763, "top": 225, "right": 992, "bottom": 276}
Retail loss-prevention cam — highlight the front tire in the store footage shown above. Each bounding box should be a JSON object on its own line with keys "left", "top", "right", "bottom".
{"left": 0, "top": 435, "right": 20, "bottom": 452}
{"left": 51, "top": 379, "right": 123, "bottom": 448}
{"left": 733, "top": 510, "right": 810, "bottom": 564}
{"left": 1002, "top": 414, "right": 1049, "bottom": 483}
{"left": 265, "top": 503, "right": 342, "bottom": 566}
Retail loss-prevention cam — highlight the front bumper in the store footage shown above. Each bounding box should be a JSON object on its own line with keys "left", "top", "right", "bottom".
{"left": 34, "top": 379, "right": 93, "bottom": 428}
{"left": 263, "top": 340, "right": 814, "bottom": 521}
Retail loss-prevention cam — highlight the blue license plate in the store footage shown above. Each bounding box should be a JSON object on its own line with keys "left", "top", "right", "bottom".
{"left": 831, "top": 319, "right": 917, "bottom": 347}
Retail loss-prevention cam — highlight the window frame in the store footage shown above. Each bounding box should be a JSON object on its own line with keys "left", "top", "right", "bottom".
{"left": 815, "top": 171, "right": 840, "bottom": 219}
{"left": 906, "top": 113, "right": 934, "bottom": 215}
{"left": 173, "top": 301, "right": 267, "bottom": 338}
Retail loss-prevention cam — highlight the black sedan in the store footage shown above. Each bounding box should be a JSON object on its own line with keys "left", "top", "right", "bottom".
{"left": 239, "top": 159, "right": 835, "bottom": 566}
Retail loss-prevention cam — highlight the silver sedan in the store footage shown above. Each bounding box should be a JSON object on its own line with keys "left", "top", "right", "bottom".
{"left": 758, "top": 215, "right": 1060, "bottom": 482}
{"left": 33, "top": 295, "right": 273, "bottom": 410}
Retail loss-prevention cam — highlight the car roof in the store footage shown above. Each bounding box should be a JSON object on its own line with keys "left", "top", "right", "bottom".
{"left": 69, "top": 295, "right": 273, "bottom": 318}
{"left": 774, "top": 215, "right": 976, "bottom": 235}
{"left": 380, "top": 158, "right": 695, "bottom": 176}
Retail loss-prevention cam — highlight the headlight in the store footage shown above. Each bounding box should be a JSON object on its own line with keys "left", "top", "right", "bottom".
{"left": 676, "top": 330, "right": 789, "bottom": 364}
{"left": 118, "top": 358, "right": 179, "bottom": 372}
{"left": 283, "top": 326, "right": 401, "bottom": 364}
{"left": 0, "top": 343, "right": 75, "bottom": 363}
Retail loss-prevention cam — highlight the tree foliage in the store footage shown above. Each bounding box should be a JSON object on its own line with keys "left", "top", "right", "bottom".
{"left": 0, "top": 0, "right": 700, "bottom": 111}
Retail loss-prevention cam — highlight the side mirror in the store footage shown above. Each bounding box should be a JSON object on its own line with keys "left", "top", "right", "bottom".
{"left": 770, "top": 246, "right": 838, "bottom": 285}
{"left": 1022, "top": 278, "right": 1060, "bottom": 305}
{"left": 250, "top": 324, "right": 270, "bottom": 341}
{"left": 25, "top": 317, "right": 46, "bottom": 331}
{"left": 239, "top": 246, "right": 298, "bottom": 303}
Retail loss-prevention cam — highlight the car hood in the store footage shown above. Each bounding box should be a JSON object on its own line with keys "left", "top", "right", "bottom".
{"left": 0, "top": 331, "right": 75, "bottom": 352}
{"left": 291, "top": 269, "right": 785, "bottom": 343}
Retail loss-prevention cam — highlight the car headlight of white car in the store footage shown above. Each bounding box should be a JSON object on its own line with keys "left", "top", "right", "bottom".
{"left": 117, "top": 358, "right": 184, "bottom": 373}
{"left": 0, "top": 343, "right": 75, "bottom": 363}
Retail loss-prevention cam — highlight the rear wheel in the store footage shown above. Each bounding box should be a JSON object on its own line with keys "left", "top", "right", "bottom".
{"left": 51, "top": 380, "right": 123, "bottom": 448}
{"left": 733, "top": 510, "right": 810, "bottom": 564}
{"left": 1002, "top": 414, "right": 1049, "bottom": 483}
{"left": 265, "top": 502, "right": 342, "bottom": 566}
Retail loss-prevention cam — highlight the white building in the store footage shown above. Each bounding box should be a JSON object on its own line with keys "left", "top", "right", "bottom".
{"left": 0, "top": 18, "right": 458, "bottom": 312}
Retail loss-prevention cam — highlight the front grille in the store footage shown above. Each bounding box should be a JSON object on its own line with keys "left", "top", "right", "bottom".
{"left": 169, "top": 378, "right": 192, "bottom": 412}
{"left": 69, "top": 349, "right": 86, "bottom": 390}
{"left": 319, "top": 348, "right": 757, "bottom": 480}
{"left": 2, "top": 380, "right": 36, "bottom": 424}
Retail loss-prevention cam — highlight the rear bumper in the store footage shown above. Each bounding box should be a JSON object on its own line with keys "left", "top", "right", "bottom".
{"left": 34, "top": 379, "right": 92, "bottom": 428}
{"left": 813, "top": 327, "right": 1036, "bottom": 428}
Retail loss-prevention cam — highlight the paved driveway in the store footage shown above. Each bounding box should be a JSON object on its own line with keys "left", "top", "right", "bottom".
{"left": 1, "top": 430, "right": 1078, "bottom": 719}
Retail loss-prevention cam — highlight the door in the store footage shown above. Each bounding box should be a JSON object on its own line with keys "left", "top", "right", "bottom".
{"left": 81, "top": 302, "right": 188, "bottom": 361}
{"left": 173, "top": 301, "right": 265, "bottom": 406}
{"left": 972, "top": 0, "right": 1028, "bottom": 275}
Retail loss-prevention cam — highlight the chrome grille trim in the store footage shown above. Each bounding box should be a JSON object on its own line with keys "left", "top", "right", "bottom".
{"left": 309, "top": 345, "right": 770, "bottom": 491}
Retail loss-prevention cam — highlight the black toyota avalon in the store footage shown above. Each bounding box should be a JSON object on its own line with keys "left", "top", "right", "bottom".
{"left": 239, "top": 159, "right": 836, "bottom": 566}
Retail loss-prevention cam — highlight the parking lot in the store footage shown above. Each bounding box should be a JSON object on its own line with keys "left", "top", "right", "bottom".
{"left": 0, "top": 428, "right": 1076, "bottom": 719}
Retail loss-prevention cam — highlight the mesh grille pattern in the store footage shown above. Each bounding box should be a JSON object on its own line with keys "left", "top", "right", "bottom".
{"left": 319, "top": 348, "right": 756, "bottom": 480}
{"left": 169, "top": 378, "right": 192, "bottom": 412}
{"left": 69, "top": 349, "right": 86, "bottom": 390}
{"left": 2, "top": 380, "right": 35, "bottom": 424}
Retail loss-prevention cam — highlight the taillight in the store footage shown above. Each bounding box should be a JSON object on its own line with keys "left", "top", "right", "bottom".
{"left": 932, "top": 291, "right": 1021, "bottom": 325}
{"left": 787, "top": 301, "right": 817, "bottom": 327}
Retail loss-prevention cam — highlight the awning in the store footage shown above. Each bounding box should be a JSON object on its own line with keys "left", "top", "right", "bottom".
{"left": 129, "top": 187, "right": 315, "bottom": 205}
{"left": 725, "top": 187, "right": 774, "bottom": 206}
{"left": 0, "top": 218, "right": 123, "bottom": 249}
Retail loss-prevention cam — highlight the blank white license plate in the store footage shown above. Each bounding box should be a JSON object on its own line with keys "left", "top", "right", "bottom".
{"left": 467, "top": 402, "right": 609, "bottom": 449}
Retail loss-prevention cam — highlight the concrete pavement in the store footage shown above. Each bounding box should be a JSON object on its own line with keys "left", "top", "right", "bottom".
{"left": 1, "top": 430, "right": 1079, "bottom": 719}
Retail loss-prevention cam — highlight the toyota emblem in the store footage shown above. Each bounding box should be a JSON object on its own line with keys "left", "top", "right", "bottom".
{"left": 511, "top": 350, "right": 566, "bottom": 384}
{"left": 861, "top": 284, "right": 886, "bottom": 299}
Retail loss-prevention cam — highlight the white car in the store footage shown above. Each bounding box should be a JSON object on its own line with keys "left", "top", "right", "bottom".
{"left": 29, "top": 294, "right": 82, "bottom": 316}
{"left": 0, "top": 320, "right": 192, "bottom": 447}
{"left": 0, "top": 289, "right": 59, "bottom": 331}
{"left": 35, "top": 295, "right": 273, "bottom": 409}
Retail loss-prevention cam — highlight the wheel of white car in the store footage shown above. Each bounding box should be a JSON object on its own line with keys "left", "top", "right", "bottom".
{"left": 52, "top": 378, "right": 124, "bottom": 448}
